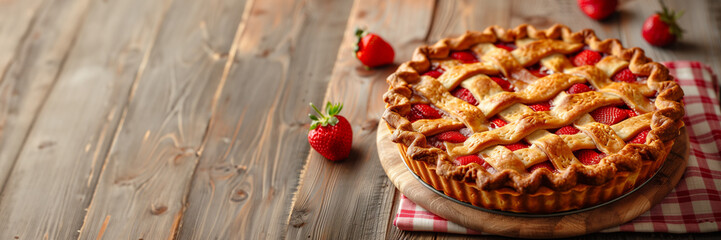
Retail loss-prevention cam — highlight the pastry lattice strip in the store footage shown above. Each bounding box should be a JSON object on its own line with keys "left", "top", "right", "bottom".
{"left": 410, "top": 39, "right": 657, "bottom": 172}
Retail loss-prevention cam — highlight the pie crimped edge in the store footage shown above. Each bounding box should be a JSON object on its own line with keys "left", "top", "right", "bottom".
{"left": 382, "top": 24, "right": 685, "bottom": 213}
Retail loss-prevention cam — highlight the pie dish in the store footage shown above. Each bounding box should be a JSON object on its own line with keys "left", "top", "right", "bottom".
{"left": 382, "top": 24, "right": 685, "bottom": 213}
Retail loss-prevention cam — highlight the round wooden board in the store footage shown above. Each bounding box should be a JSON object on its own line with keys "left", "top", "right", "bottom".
{"left": 376, "top": 122, "right": 689, "bottom": 238}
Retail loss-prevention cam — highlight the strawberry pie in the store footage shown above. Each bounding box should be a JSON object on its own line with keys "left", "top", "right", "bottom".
{"left": 382, "top": 24, "right": 685, "bottom": 213}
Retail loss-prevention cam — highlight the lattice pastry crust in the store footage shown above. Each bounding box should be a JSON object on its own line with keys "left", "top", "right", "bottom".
{"left": 383, "top": 24, "right": 684, "bottom": 212}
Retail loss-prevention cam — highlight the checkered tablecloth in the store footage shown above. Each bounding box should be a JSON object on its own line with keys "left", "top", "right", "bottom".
{"left": 393, "top": 61, "right": 721, "bottom": 234}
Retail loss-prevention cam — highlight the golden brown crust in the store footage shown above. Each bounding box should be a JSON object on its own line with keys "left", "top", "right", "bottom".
{"left": 382, "top": 24, "right": 685, "bottom": 196}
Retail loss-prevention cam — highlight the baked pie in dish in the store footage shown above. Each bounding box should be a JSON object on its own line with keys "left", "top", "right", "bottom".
{"left": 382, "top": 24, "right": 685, "bottom": 213}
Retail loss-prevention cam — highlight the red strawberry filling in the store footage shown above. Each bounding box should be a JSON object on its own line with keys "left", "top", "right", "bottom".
{"left": 422, "top": 66, "right": 445, "bottom": 78}
{"left": 612, "top": 68, "right": 637, "bottom": 83}
{"left": 528, "top": 102, "right": 551, "bottom": 112}
{"left": 451, "top": 51, "right": 479, "bottom": 63}
{"left": 408, "top": 104, "right": 442, "bottom": 122}
{"left": 505, "top": 142, "right": 529, "bottom": 151}
{"left": 490, "top": 117, "right": 507, "bottom": 128}
{"left": 528, "top": 161, "right": 556, "bottom": 173}
{"left": 434, "top": 131, "right": 467, "bottom": 143}
{"left": 495, "top": 42, "right": 517, "bottom": 51}
{"left": 490, "top": 76, "right": 514, "bottom": 91}
{"left": 571, "top": 49, "right": 603, "bottom": 67}
{"left": 527, "top": 64, "right": 549, "bottom": 78}
{"left": 574, "top": 149, "right": 606, "bottom": 165}
{"left": 625, "top": 109, "right": 638, "bottom": 117}
{"left": 590, "top": 106, "right": 629, "bottom": 125}
{"left": 451, "top": 87, "right": 479, "bottom": 106}
{"left": 628, "top": 129, "right": 650, "bottom": 144}
{"left": 453, "top": 155, "right": 494, "bottom": 171}
{"left": 566, "top": 83, "right": 593, "bottom": 94}
{"left": 555, "top": 125, "right": 580, "bottom": 135}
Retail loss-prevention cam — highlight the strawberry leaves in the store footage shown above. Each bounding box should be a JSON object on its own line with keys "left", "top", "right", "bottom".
{"left": 309, "top": 102, "right": 343, "bottom": 130}
{"left": 657, "top": 0, "right": 684, "bottom": 40}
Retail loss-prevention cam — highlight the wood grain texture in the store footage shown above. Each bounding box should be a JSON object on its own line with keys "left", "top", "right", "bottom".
{"left": 176, "top": 0, "right": 354, "bottom": 239}
{"left": 0, "top": 0, "right": 172, "bottom": 238}
{"left": 0, "top": 0, "right": 91, "bottom": 191}
{"left": 377, "top": 123, "right": 689, "bottom": 238}
{"left": 0, "top": 0, "right": 716, "bottom": 239}
{"left": 76, "top": 0, "right": 250, "bottom": 239}
{"left": 0, "top": 0, "right": 45, "bottom": 76}
{"left": 286, "top": 0, "right": 434, "bottom": 239}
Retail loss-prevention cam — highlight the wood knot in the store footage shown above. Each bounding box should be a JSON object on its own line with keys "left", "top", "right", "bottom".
{"left": 289, "top": 209, "right": 309, "bottom": 228}
{"left": 150, "top": 205, "right": 168, "bottom": 215}
{"left": 236, "top": 165, "right": 247, "bottom": 174}
{"left": 38, "top": 141, "right": 56, "bottom": 149}
{"left": 230, "top": 189, "right": 248, "bottom": 202}
{"left": 362, "top": 119, "right": 379, "bottom": 131}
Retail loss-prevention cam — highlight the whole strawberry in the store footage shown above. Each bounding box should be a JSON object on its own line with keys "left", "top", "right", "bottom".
{"left": 355, "top": 28, "right": 394, "bottom": 68}
{"left": 308, "top": 102, "right": 353, "bottom": 161}
{"left": 642, "top": 1, "right": 684, "bottom": 47}
{"left": 577, "top": 0, "right": 617, "bottom": 20}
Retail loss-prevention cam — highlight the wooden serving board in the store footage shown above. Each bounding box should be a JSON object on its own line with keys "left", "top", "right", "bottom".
{"left": 376, "top": 122, "right": 689, "bottom": 238}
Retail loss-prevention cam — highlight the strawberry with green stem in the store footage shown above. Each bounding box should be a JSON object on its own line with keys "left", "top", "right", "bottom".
{"left": 355, "top": 28, "right": 395, "bottom": 68}
{"left": 642, "top": 0, "right": 684, "bottom": 47}
{"left": 308, "top": 102, "right": 353, "bottom": 161}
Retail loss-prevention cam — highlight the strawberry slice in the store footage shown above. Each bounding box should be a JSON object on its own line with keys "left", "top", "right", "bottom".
{"left": 571, "top": 50, "right": 602, "bottom": 67}
{"left": 628, "top": 130, "right": 650, "bottom": 144}
{"left": 423, "top": 69, "right": 444, "bottom": 78}
{"left": 451, "top": 87, "right": 479, "bottom": 106}
{"left": 590, "top": 106, "right": 629, "bottom": 125}
{"left": 555, "top": 126, "right": 580, "bottom": 135}
{"left": 528, "top": 102, "right": 551, "bottom": 112}
{"left": 451, "top": 51, "right": 479, "bottom": 63}
{"left": 625, "top": 109, "right": 638, "bottom": 117}
{"left": 435, "top": 131, "right": 467, "bottom": 143}
{"left": 528, "top": 161, "right": 556, "bottom": 173}
{"left": 527, "top": 64, "right": 549, "bottom": 78}
{"left": 612, "top": 68, "right": 636, "bottom": 83}
{"left": 490, "top": 118, "right": 507, "bottom": 128}
{"left": 505, "top": 142, "right": 529, "bottom": 151}
{"left": 408, "top": 104, "right": 442, "bottom": 122}
{"left": 490, "top": 76, "right": 513, "bottom": 91}
{"left": 453, "top": 155, "right": 494, "bottom": 170}
{"left": 495, "top": 43, "right": 516, "bottom": 51}
{"left": 575, "top": 149, "right": 606, "bottom": 165}
{"left": 566, "top": 83, "right": 592, "bottom": 94}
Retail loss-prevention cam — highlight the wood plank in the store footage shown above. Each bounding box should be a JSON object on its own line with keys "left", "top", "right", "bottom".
{"left": 286, "top": 0, "right": 434, "bottom": 239}
{"left": 429, "top": 0, "right": 511, "bottom": 42}
{"left": 76, "top": 0, "right": 249, "bottom": 239}
{"left": 176, "top": 0, "right": 355, "bottom": 239}
{"left": 0, "top": 0, "right": 173, "bottom": 238}
{"left": 508, "top": 0, "right": 620, "bottom": 39}
{"left": 0, "top": 0, "right": 45, "bottom": 76}
{"left": 0, "top": 0, "right": 49, "bottom": 188}
{"left": 618, "top": 0, "right": 721, "bottom": 74}
{"left": 0, "top": 0, "right": 93, "bottom": 190}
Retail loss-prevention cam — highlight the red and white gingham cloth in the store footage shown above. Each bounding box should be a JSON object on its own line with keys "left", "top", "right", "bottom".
{"left": 394, "top": 61, "right": 721, "bottom": 234}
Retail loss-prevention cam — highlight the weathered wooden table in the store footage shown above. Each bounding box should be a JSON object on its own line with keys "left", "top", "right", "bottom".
{"left": 0, "top": 0, "right": 719, "bottom": 239}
